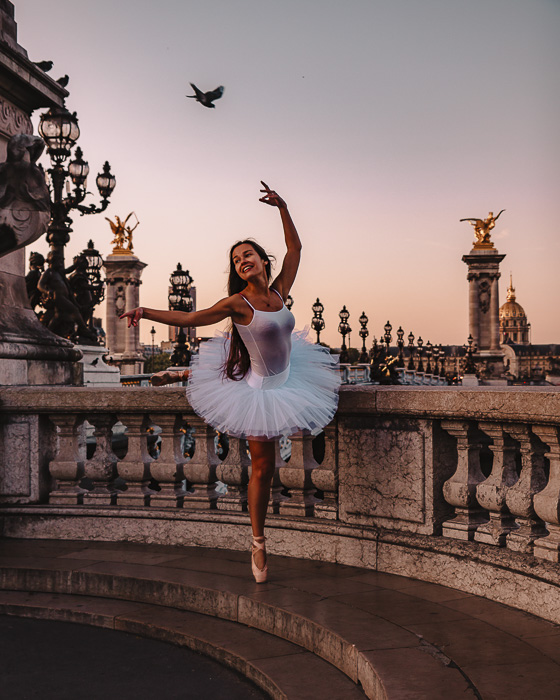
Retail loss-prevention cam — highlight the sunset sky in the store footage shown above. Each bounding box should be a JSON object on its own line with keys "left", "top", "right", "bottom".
{"left": 16, "top": 0, "right": 560, "bottom": 348}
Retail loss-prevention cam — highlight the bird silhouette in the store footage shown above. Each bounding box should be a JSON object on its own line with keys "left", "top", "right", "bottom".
{"left": 33, "top": 60, "right": 53, "bottom": 72}
{"left": 186, "top": 83, "right": 224, "bottom": 108}
{"left": 56, "top": 75, "right": 69, "bottom": 87}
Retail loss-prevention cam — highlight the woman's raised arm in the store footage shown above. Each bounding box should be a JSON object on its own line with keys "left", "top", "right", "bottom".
{"left": 259, "top": 181, "right": 301, "bottom": 300}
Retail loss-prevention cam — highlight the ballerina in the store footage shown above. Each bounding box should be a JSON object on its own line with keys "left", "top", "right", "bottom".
{"left": 120, "top": 182, "right": 340, "bottom": 582}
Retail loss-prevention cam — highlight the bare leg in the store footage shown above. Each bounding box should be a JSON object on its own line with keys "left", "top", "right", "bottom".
{"left": 247, "top": 438, "right": 275, "bottom": 570}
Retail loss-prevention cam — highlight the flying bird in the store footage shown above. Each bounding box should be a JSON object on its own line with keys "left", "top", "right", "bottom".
{"left": 33, "top": 60, "right": 53, "bottom": 72}
{"left": 186, "top": 83, "right": 224, "bottom": 108}
{"left": 56, "top": 75, "right": 69, "bottom": 87}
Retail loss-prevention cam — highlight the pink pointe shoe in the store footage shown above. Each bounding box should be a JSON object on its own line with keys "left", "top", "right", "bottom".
{"left": 251, "top": 536, "right": 268, "bottom": 583}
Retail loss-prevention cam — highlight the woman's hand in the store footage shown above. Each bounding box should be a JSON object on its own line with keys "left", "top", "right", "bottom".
{"left": 259, "top": 181, "right": 287, "bottom": 209}
{"left": 120, "top": 307, "right": 144, "bottom": 328}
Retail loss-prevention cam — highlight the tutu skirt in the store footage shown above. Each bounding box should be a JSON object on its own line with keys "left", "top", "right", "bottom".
{"left": 186, "top": 330, "right": 340, "bottom": 439}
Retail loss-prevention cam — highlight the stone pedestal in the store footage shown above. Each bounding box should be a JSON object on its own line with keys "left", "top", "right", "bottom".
{"left": 104, "top": 252, "right": 147, "bottom": 374}
{"left": 77, "top": 345, "right": 120, "bottom": 387}
{"left": 0, "top": 4, "right": 83, "bottom": 386}
{"left": 462, "top": 247, "right": 505, "bottom": 379}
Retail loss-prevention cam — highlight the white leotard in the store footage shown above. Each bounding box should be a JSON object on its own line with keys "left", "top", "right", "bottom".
{"left": 234, "top": 288, "right": 295, "bottom": 389}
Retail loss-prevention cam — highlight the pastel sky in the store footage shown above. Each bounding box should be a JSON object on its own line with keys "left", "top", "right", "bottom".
{"left": 16, "top": 0, "right": 560, "bottom": 348}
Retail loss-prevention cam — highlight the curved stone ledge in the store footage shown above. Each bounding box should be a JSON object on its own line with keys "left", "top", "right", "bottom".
{"left": 1, "top": 507, "right": 559, "bottom": 625}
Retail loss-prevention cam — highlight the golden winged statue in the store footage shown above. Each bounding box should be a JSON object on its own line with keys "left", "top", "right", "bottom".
{"left": 460, "top": 210, "right": 505, "bottom": 249}
{"left": 106, "top": 212, "right": 140, "bottom": 254}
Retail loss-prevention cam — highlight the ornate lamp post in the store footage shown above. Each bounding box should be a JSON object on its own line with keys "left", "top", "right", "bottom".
{"left": 79, "top": 239, "right": 104, "bottom": 337}
{"left": 438, "top": 344, "right": 446, "bottom": 378}
{"left": 463, "top": 334, "right": 478, "bottom": 375}
{"left": 39, "top": 104, "right": 115, "bottom": 269}
{"left": 407, "top": 331, "right": 415, "bottom": 370}
{"left": 311, "top": 298, "right": 325, "bottom": 344}
{"left": 432, "top": 344, "right": 440, "bottom": 376}
{"left": 358, "top": 311, "right": 369, "bottom": 363}
{"left": 396, "top": 326, "right": 405, "bottom": 367}
{"left": 338, "top": 306, "right": 351, "bottom": 363}
{"left": 425, "top": 340, "right": 433, "bottom": 374}
{"left": 416, "top": 336, "right": 424, "bottom": 372}
{"left": 168, "top": 263, "right": 193, "bottom": 368}
{"left": 286, "top": 295, "right": 294, "bottom": 311}
{"left": 149, "top": 326, "right": 156, "bottom": 373}
{"left": 383, "top": 320, "right": 392, "bottom": 357}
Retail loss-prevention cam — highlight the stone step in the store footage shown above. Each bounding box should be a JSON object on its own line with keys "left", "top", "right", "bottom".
{"left": 0, "top": 590, "right": 365, "bottom": 700}
{"left": 1, "top": 539, "right": 560, "bottom": 699}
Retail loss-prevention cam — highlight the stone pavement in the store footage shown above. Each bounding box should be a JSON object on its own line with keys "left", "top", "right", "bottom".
{"left": 0, "top": 539, "right": 559, "bottom": 700}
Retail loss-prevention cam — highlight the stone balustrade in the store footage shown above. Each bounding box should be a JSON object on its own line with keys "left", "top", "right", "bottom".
{"left": 1, "top": 385, "right": 560, "bottom": 623}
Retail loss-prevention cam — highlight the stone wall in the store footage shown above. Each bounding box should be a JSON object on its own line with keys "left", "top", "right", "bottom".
{"left": 0, "top": 384, "right": 559, "bottom": 623}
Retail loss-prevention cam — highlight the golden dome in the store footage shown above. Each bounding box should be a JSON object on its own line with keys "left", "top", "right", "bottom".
{"left": 499, "top": 275, "right": 526, "bottom": 319}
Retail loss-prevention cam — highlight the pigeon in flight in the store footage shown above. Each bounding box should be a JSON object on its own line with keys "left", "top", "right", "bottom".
{"left": 187, "top": 83, "right": 224, "bottom": 108}
{"left": 33, "top": 60, "right": 53, "bottom": 72}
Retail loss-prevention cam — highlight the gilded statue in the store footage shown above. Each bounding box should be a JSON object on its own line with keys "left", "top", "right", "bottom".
{"left": 460, "top": 210, "right": 505, "bottom": 248}
{"left": 106, "top": 212, "right": 139, "bottom": 254}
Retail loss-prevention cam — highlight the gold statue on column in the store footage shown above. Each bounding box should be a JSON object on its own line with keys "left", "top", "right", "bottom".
{"left": 106, "top": 212, "right": 140, "bottom": 255}
{"left": 460, "top": 210, "right": 505, "bottom": 249}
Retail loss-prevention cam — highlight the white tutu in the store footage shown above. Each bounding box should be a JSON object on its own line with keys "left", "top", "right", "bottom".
{"left": 186, "top": 330, "right": 340, "bottom": 439}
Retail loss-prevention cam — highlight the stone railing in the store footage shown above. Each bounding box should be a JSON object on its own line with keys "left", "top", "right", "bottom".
{"left": 1, "top": 385, "right": 559, "bottom": 623}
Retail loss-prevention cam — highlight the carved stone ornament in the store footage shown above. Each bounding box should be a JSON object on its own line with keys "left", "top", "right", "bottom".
{"left": 0, "top": 98, "right": 33, "bottom": 139}
{"left": 478, "top": 279, "right": 491, "bottom": 314}
{"left": 0, "top": 134, "right": 51, "bottom": 258}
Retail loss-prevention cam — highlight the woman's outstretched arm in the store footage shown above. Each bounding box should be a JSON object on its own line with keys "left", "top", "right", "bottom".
{"left": 260, "top": 181, "right": 301, "bottom": 300}
{"left": 120, "top": 295, "right": 240, "bottom": 329}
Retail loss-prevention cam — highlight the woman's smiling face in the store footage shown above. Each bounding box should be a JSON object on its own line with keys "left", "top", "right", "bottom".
{"left": 232, "top": 243, "right": 266, "bottom": 281}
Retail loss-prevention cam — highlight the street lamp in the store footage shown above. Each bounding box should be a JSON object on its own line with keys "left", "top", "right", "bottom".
{"left": 149, "top": 326, "right": 156, "bottom": 373}
{"left": 416, "top": 336, "right": 424, "bottom": 372}
{"left": 338, "top": 306, "right": 351, "bottom": 363}
{"left": 425, "top": 340, "right": 433, "bottom": 374}
{"left": 407, "top": 331, "right": 415, "bottom": 370}
{"left": 383, "top": 320, "right": 392, "bottom": 356}
{"left": 39, "top": 102, "right": 116, "bottom": 273}
{"left": 358, "top": 311, "right": 369, "bottom": 363}
{"left": 396, "top": 326, "right": 405, "bottom": 368}
{"left": 311, "top": 298, "right": 325, "bottom": 344}
{"left": 168, "top": 263, "right": 193, "bottom": 367}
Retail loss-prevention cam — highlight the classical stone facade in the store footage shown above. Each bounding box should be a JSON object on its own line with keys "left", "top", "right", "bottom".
{"left": 104, "top": 250, "right": 147, "bottom": 374}
{"left": 500, "top": 275, "right": 530, "bottom": 345}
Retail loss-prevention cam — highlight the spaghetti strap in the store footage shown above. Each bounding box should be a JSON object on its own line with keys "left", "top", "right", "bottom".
{"left": 271, "top": 288, "right": 284, "bottom": 304}
{"left": 238, "top": 293, "right": 256, "bottom": 311}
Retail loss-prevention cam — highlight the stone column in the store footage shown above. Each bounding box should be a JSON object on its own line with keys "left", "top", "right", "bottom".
{"left": 532, "top": 425, "right": 560, "bottom": 563}
{"left": 103, "top": 253, "right": 147, "bottom": 374}
{"left": 462, "top": 247, "right": 505, "bottom": 379}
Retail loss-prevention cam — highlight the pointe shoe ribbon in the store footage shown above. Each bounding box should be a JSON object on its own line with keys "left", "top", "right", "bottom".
{"left": 251, "top": 536, "right": 268, "bottom": 584}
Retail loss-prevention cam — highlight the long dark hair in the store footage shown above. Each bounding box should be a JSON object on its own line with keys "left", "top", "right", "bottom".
{"left": 224, "top": 239, "right": 274, "bottom": 380}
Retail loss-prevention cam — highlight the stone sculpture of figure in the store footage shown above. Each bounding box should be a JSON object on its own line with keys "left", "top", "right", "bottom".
{"left": 37, "top": 250, "right": 97, "bottom": 344}
{"left": 25, "top": 251, "right": 45, "bottom": 310}
{"left": 0, "top": 133, "right": 51, "bottom": 258}
{"left": 106, "top": 212, "right": 139, "bottom": 253}
{"left": 66, "top": 252, "right": 94, "bottom": 331}
{"left": 460, "top": 210, "right": 505, "bottom": 247}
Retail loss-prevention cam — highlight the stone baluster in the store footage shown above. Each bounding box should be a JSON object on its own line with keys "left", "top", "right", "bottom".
{"left": 311, "top": 422, "right": 339, "bottom": 519}
{"left": 268, "top": 440, "right": 289, "bottom": 514}
{"left": 117, "top": 413, "right": 153, "bottom": 506}
{"left": 475, "top": 422, "right": 519, "bottom": 546}
{"left": 279, "top": 430, "right": 320, "bottom": 517}
{"left": 532, "top": 425, "right": 560, "bottom": 562}
{"left": 216, "top": 436, "right": 249, "bottom": 512}
{"left": 148, "top": 413, "right": 188, "bottom": 507}
{"left": 503, "top": 423, "right": 548, "bottom": 553}
{"left": 48, "top": 413, "right": 85, "bottom": 505}
{"left": 83, "top": 414, "right": 119, "bottom": 504}
{"left": 441, "top": 421, "right": 488, "bottom": 540}
{"left": 182, "top": 416, "right": 219, "bottom": 509}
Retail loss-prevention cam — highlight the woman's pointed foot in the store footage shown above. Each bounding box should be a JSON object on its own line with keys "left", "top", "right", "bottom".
{"left": 251, "top": 536, "right": 268, "bottom": 583}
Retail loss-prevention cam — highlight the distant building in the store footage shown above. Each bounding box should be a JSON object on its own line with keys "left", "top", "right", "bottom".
{"left": 499, "top": 276, "right": 530, "bottom": 345}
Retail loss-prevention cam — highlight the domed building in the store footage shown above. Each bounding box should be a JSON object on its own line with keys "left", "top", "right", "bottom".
{"left": 499, "top": 275, "right": 530, "bottom": 345}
